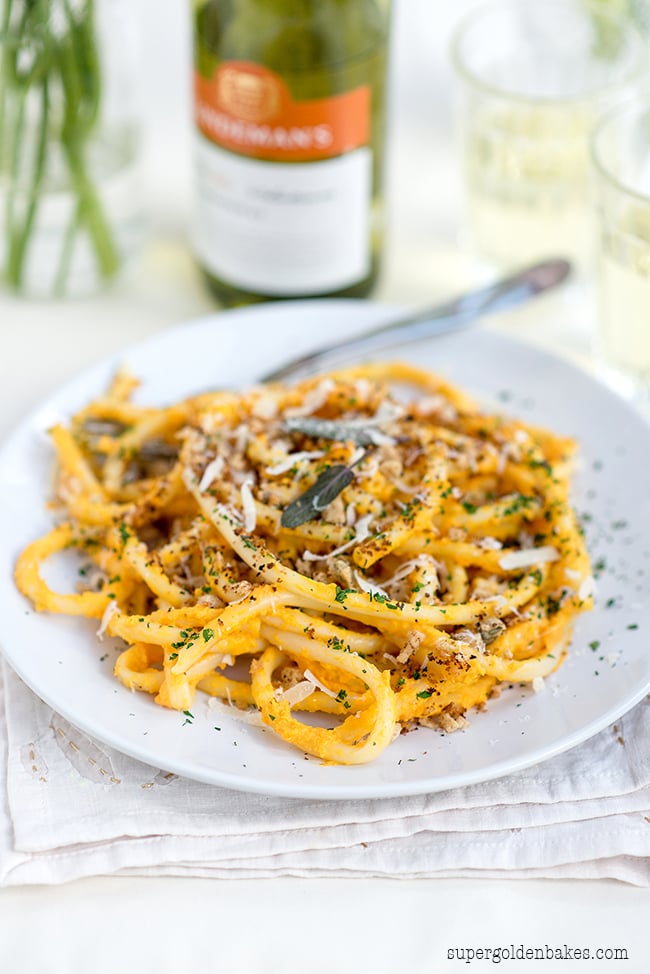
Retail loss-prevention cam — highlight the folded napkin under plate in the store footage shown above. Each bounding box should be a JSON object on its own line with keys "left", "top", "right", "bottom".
{"left": 1, "top": 661, "right": 648, "bottom": 886}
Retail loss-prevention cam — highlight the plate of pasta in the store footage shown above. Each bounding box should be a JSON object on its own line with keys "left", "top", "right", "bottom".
{"left": 2, "top": 300, "right": 650, "bottom": 798}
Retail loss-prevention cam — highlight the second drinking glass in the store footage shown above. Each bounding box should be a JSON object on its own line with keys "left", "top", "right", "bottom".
{"left": 451, "top": 0, "right": 645, "bottom": 269}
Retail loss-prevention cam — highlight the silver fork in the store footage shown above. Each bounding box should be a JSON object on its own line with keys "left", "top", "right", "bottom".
{"left": 259, "top": 258, "right": 571, "bottom": 384}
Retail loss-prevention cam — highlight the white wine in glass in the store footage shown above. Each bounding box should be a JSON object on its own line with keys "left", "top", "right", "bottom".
{"left": 463, "top": 102, "right": 595, "bottom": 266}
{"left": 598, "top": 207, "right": 650, "bottom": 395}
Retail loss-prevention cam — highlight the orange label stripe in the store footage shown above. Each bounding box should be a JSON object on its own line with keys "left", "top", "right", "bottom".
{"left": 195, "top": 60, "right": 370, "bottom": 162}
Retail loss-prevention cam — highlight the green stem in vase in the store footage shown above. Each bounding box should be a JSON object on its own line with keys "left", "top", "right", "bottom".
{"left": 6, "top": 75, "right": 50, "bottom": 288}
{"left": 2, "top": 0, "right": 121, "bottom": 294}
{"left": 56, "top": 0, "right": 119, "bottom": 289}
{"left": 4, "top": 2, "right": 54, "bottom": 289}
{"left": 53, "top": 197, "right": 81, "bottom": 297}
{"left": 66, "top": 0, "right": 101, "bottom": 135}
{"left": 0, "top": 0, "right": 13, "bottom": 174}
{"left": 62, "top": 134, "right": 120, "bottom": 280}
{"left": 4, "top": 80, "right": 27, "bottom": 270}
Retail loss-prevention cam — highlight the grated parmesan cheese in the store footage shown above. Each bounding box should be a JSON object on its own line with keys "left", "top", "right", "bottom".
{"left": 214, "top": 502, "right": 243, "bottom": 527}
{"left": 182, "top": 466, "right": 197, "bottom": 492}
{"left": 377, "top": 400, "right": 404, "bottom": 422}
{"left": 498, "top": 546, "right": 560, "bottom": 570}
{"left": 477, "top": 536, "right": 503, "bottom": 551}
{"left": 97, "top": 600, "right": 119, "bottom": 640}
{"left": 383, "top": 472, "right": 424, "bottom": 495}
{"left": 198, "top": 455, "right": 225, "bottom": 492}
{"left": 196, "top": 593, "right": 223, "bottom": 608}
{"left": 239, "top": 479, "right": 257, "bottom": 533}
{"left": 303, "top": 668, "right": 338, "bottom": 699}
{"left": 354, "top": 570, "right": 389, "bottom": 598}
{"left": 415, "top": 394, "right": 447, "bottom": 416}
{"left": 279, "top": 681, "right": 316, "bottom": 706}
{"left": 578, "top": 575, "right": 596, "bottom": 601}
{"left": 214, "top": 654, "right": 235, "bottom": 667}
{"left": 224, "top": 581, "right": 254, "bottom": 605}
{"left": 207, "top": 696, "right": 264, "bottom": 727}
{"left": 302, "top": 513, "right": 374, "bottom": 562}
{"left": 354, "top": 378, "right": 371, "bottom": 401}
{"left": 380, "top": 554, "right": 438, "bottom": 589}
{"left": 532, "top": 676, "right": 546, "bottom": 693}
{"left": 231, "top": 423, "right": 249, "bottom": 454}
{"left": 356, "top": 454, "right": 379, "bottom": 479}
{"left": 264, "top": 450, "right": 325, "bottom": 476}
{"left": 250, "top": 390, "right": 279, "bottom": 420}
{"left": 366, "top": 429, "right": 397, "bottom": 446}
{"left": 283, "top": 378, "right": 335, "bottom": 418}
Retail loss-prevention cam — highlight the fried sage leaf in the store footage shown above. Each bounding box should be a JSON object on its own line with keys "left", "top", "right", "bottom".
{"left": 284, "top": 416, "right": 392, "bottom": 447}
{"left": 281, "top": 465, "right": 355, "bottom": 529}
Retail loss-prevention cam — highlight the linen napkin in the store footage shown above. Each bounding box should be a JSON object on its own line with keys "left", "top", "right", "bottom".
{"left": 1, "top": 659, "right": 648, "bottom": 886}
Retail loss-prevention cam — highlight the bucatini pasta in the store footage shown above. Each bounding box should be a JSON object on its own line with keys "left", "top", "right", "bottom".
{"left": 15, "top": 362, "right": 593, "bottom": 764}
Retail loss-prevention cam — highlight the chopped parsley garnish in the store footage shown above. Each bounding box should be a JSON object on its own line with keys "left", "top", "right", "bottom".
{"left": 335, "top": 586, "right": 355, "bottom": 605}
{"left": 336, "top": 689, "right": 351, "bottom": 709}
{"left": 500, "top": 494, "right": 537, "bottom": 517}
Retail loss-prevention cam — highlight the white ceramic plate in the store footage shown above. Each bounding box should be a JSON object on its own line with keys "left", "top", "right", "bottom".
{"left": 1, "top": 300, "right": 649, "bottom": 799}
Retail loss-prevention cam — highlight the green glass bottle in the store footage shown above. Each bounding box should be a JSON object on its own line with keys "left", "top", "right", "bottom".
{"left": 192, "top": 0, "right": 391, "bottom": 306}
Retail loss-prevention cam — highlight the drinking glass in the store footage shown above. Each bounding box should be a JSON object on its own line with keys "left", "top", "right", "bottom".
{"left": 592, "top": 97, "right": 650, "bottom": 404}
{"left": 451, "top": 0, "right": 645, "bottom": 269}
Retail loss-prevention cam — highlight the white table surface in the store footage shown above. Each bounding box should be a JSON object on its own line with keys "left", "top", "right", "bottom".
{"left": 0, "top": 1, "right": 647, "bottom": 970}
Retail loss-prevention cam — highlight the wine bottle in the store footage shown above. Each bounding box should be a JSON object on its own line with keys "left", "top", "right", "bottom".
{"left": 192, "top": 0, "right": 391, "bottom": 306}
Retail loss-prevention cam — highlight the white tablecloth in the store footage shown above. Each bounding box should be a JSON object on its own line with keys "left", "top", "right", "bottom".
{"left": 2, "top": 661, "right": 648, "bottom": 886}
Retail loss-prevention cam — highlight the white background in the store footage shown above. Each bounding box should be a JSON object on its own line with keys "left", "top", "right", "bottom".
{"left": 0, "top": 0, "right": 647, "bottom": 970}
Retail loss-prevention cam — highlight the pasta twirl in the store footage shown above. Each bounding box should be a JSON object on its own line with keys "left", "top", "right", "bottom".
{"left": 14, "top": 362, "right": 593, "bottom": 764}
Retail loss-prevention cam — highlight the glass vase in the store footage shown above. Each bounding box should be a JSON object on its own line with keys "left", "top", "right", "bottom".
{"left": 0, "top": 0, "right": 145, "bottom": 298}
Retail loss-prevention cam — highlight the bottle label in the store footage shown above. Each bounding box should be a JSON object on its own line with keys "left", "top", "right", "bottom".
{"left": 193, "top": 136, "right": 372, "bottom": 295}
{"left": 193, "top": 61, "right": 373, "bottom": 295}
{"left": 194, "top": 61, "right": 370, "bottom": 163}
